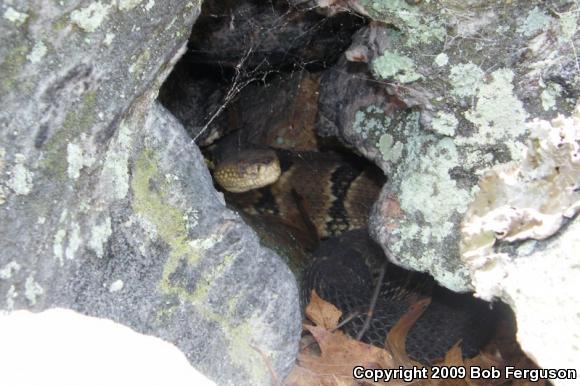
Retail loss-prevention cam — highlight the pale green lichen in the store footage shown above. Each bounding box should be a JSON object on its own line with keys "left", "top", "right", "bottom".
{"left": 109, "top": 280, "right": 124, "bottom": 292}
{"left": 461, "top": 69, "right": 528, "bottom": 160}
{"left": 42, "top": 91, "right": 98, "bottom": 179}
{"left": 131, "top": 150, "right": 266, "bottom": 383}
{"left": 228, "top": 321, "right": 271, "bottom": 382}
{"left": 66, "top": 142, "right": 83, "bottom": 176}
{"left": 103, "top": 32, "right": 115, "bottom": 46}
{"left": 431, "top": 111, "right": 458, "bottom": 137}
{"left": 128, "top": 50, "right": 152, "bottom": 79}
{"left": 434, "top": 53, "right": 448, "bottom": 67}
{"left": 381, "top": 112, "right": 476, "bottom": 291}
{"left": 3, "top": 7, "right": 28, "bottom": 25}
{"left": 131, "top": 150, "right": 195, "bottom": 269}
{"left": 101, "top": 121, "right": 133, "bottom": 199}
{"left": 5, "top": 285, "right": 17, "bottom": 311}
{"left": 0, "top": 261, "right": 21, "bottom": 280}
{"left": 88, "top": 217, "right": 112, "bottom": 258}
{"left": 67, "top": 137, "right": 96, "bottom": 180}
{"left": 26, "top": 41, "right": 47, "bottom": 63}
{"left": 187, "top": 252, "right": 236, "bottom": 304}
{"left": 389, "top": 114, "right": 472, "bottom": 242}
{"left": 399, "top": 138, "right": 472, "bottom": 239}
{"left": 145, "top": 0, "right": 156, "bottom": 11}
{"left": 540, "top": 82, "right": 563, "bottom": 111}
{"left": 361, "top": 0, "right": 446, "bottom": 46}
{"left": 65, "top": 222, "right": 82, "bottom": 260}
{"left": 53, "top": 228, "right": 67, "bottom": 266}
{"left": 519, "top": 7, "right": 552, "bottom": 37}
{"left": 132, "top": 150, "right": 228, "bottom": 306}
{"left": 377, "top": 133, "right": 403, "bottom": 162}
{"left": 449, "top": 63, "right": 484, "bottom": 98}
{"left": 7, "top": 163, "right": 33, "bottom": 195}
{"left": 559, "top": 12, "right": 578, "bottom": 42}
{"left": 373, "top": 51, "right": 422, "bottom": 83}
{"left": 353, "top": 105, "right": 391, "bottom": 139}
{"left": 70, "top": 2, "right": 110, "bottom": 33}
{"left": 24, "top": 276, "right": 44, "bottom": 305}
{"left": 118, "top": 0, "right": 143, "bottom": 11}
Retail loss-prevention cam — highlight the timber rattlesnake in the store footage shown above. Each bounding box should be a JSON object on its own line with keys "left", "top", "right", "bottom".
{"left": 212, "top": 148, "right": 496, "bottom": 364}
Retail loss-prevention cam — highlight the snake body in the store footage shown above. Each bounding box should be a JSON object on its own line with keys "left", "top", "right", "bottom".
{"left": 303, "top": 229, "right": 496, "bottom": 364}
{"left": 213, "top": 148, "right": 496, "bottom": 364}
{"left": 215, "top": 148, "right": 383, "bottom": 238}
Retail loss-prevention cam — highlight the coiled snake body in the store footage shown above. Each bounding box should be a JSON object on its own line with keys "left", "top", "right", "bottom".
{"left": 213, "top": 148, "right": 496, "bottom": 364}
{"left": 303, "top": 229, "right": 495, "bottom": 364}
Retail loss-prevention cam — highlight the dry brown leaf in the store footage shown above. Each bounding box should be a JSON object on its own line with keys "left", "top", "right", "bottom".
{"left": 464, "top": 350, "right": 510, "bottom": 386}
{"left": 431, "top": 344, "right": 469, "bottom": 386}
{"left": 442, "top": 343, "right": 464, "bottom": 367}
{"left": 287, "top": 291, "right": 517, "bottom": 386}
{"left": 287, "top": 292, "right": 435, "bottom": 386}
{"left": 385, "top": 297, "right": 430, "bottom": 366}
{"left": 287, "top": 324, "right": 429, "bottom": 386}
{"left": 305, "top": 290, "right": 342, "bottom": 330}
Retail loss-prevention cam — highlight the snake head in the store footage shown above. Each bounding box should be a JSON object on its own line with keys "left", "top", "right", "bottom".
{"left": 214, "top": 149, "right": 281, "bottom": 193}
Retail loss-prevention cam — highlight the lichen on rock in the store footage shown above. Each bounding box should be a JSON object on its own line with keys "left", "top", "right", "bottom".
{"left": 317, "top": 0, "right": 579, "bottom": 297}
{"left": 459, "top": 106, "right": 580, "bottom": 375}
{"left": 461, "top": 104, "right": 580, "bottom": 287}
{"left": 1, "top": 1, "right": 300, "bottom": 384}
{"left": 372, "top": 51, "right": 422, "bottom": 83}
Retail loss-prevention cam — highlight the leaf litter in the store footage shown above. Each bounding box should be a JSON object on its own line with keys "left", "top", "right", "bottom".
{"left": 284, "top": 291, "right": 544, "bottom": 386}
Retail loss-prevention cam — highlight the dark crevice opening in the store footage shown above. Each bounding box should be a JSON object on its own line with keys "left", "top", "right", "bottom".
{"left": 158, "top": 0, "right": 527, "bottom": 372}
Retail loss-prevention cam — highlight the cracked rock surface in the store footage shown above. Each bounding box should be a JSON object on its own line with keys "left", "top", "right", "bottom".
{"left": 0, "top": 1, "right": 300, "bottom": 384}
{"left": 313, "top": 0, "right": 579, "bottom": 377}
{"left": 317, "top": 0, "right": 579, "bottom": 293}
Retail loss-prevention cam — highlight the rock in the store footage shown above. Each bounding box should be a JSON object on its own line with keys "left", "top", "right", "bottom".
{"left": 460, "top": 108, "right": 580, "bottom": 377}
{"left": 0, "top": 1, "right": 300, "bottom": 384}
{"left": 0, "top": 308, "right": 216, "bottom": 386}
{"left": 313, "top": 0, "right": 580, "bottom": 376}
{"left": 315, "top": 0, "right": 579, "bottom": 292}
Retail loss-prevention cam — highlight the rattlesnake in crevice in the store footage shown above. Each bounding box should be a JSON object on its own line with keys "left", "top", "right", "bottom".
{"left": 211, "top": 147, "right": 497, "bottom": 364}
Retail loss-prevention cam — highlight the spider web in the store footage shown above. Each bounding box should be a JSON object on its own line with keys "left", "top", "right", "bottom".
{"left": 184, "top": 0, "right": 367, "bottom": 143}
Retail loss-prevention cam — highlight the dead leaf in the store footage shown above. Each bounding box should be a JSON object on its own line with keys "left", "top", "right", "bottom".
{"left": 386, "top": 297, "right": 430, "bottom": 365}
{"left": 305, "top": 290, "right": 342, "bottom": 330}
{"left": 432, "top": 344, "right": 469, "bottom": 386}
{"left": 442, "top": 344, "right": 464, "bottom": 367}
{"left": 287, "top": 291, "right": 517, "bottom": 386}
{"left": 287, "top": 324, "right": 412, "bottom": 386}
{"left": 287, "top": 292, "right": 432, "bottom": 386}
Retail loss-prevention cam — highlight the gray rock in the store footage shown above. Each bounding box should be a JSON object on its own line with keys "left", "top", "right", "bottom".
{"left": 459, "top": 107, "right": 580, "bottom": 381}
{"left": 315, "top": 0, "right": 580, "bottom": 292}
{"left": 313, "top": 0, "right": 580, "bottom": 376}
{"left": 489, "top": 215, "right": 580, "bottom": 377}
{"left": 0, "top": 1, "right": 300, "bottom": 384}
